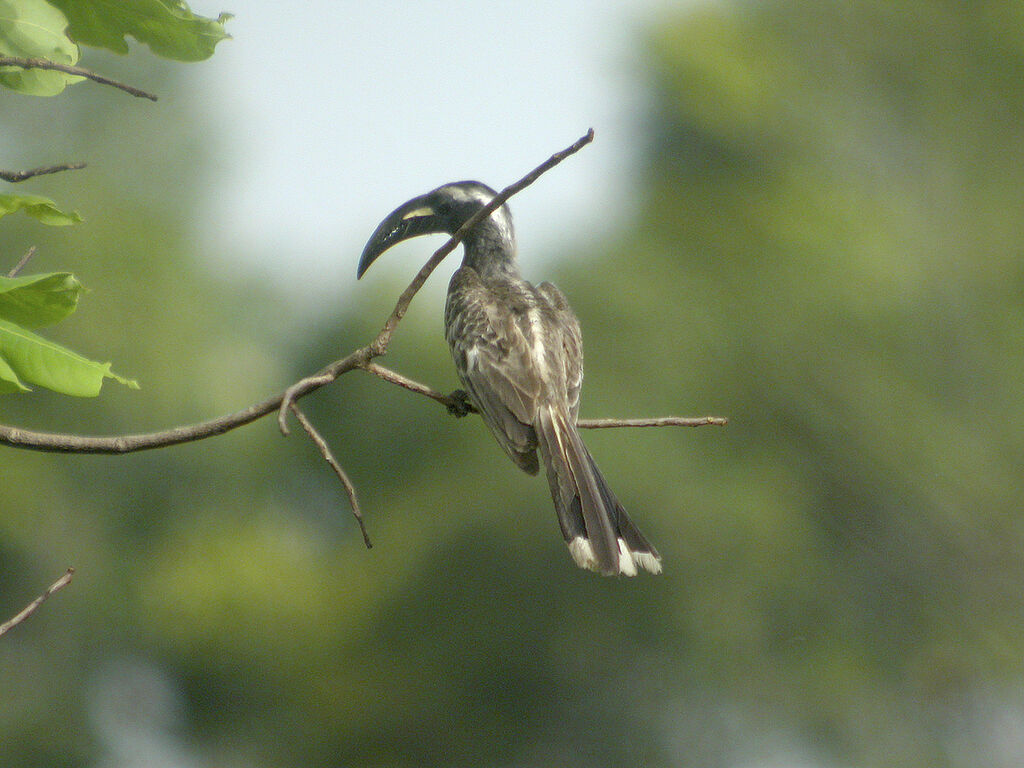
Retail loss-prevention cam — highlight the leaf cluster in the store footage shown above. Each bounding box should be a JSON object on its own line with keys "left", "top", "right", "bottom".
{"left": 0, "top": 272, "right": 136, "bottom": 394}
{"left": 1, "top": 0, "right": 229, "bottom": 97}
{"left": 0, "top": 0, "right": 229, "bottom": 396}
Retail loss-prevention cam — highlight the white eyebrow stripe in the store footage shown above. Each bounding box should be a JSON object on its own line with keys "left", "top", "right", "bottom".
{"left": 440, "top": 185, "right": 492, "bottom": 206}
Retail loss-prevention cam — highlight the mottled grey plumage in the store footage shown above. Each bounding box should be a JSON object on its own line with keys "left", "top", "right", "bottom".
{"left": 358, "top": 181, "right": 660, "bottom": 575}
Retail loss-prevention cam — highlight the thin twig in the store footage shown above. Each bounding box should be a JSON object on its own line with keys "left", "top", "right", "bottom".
{"left": 0, "top": 130, "right": 724, "bottom": 461}
{"left": 578, "top": 416, "right": 728, "bottom": 428}
{"left": 0, "top": 130, "right": 727, "bottom": 561}
{"left": 0, "top": 57, "right": 157, "bottom": 101}
{"left": 361, "top": 362, "right": 457, "bottom": 408}
{"left": 371, "top": 128, "right": 595, "bottom": 355}
{"left": 362, "top": 362, "right": 727, "bottom": 427}
{"left": 0, "top": 568, "right": 75, "bottom": 638}
{"left": 288, "top": 403, "right": 372, "bottom": 549}
{"left": 0, "top": 162, "right": 86, "bottom": 183}
{"left": 0, "top": 346, "right": 371, "bottom": 453}
{"left": 8, "top": 246, "right": 37, "bottom": 278}
{"left": 276, "top": 131, "right": 597, "bottom": 431}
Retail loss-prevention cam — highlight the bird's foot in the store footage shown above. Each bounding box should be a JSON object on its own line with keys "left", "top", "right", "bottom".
{"left": 446, "top": 389, "right": 475, "bottom": 417}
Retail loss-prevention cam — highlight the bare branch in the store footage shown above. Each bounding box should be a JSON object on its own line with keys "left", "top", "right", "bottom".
{"left": 578, "top": 416, "right": 728, "bottom": 428}
{"left": 8, "top": 246, "right": 37, "bottom": 278}
{"left": 0, "top": 568, "right": 75, "bottom": 638}
{"left": 0, "top": 347, "right": 370, "bottom": 454}
{"left": 361, "top": 364, "right": 724, "bottom": 426}
{"left": 0, "top": 129, "right": 724, "bottom": 472}
{"left": 0, "top": 130, "right": 725, "bottom": 562}
{"left": 0, "top": 57, "right": 158, "bottom": 101}
{"left": 371, "top": 129, "right": 595, "bottom": 354}
{"left": 361, "top": 362, "right": 457, "bottom": 409}
{"left": 0, "top": 162, "right": 87, "bottom": 183}
{"left": 288, "top": 404, "right": 372, "bottom": 549}
{"left": 362, "top": 362, "right": 727, "bottom": 428}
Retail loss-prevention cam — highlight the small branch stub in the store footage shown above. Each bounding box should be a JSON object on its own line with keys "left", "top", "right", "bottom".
{"left": 0, "top": 568, "right": 75, "bottom": 638}
{"left": 8, "top": 246, "right": 37, "bottom": 277}
{"left": 0, "top": 162, "right": 86, "bottom": 183}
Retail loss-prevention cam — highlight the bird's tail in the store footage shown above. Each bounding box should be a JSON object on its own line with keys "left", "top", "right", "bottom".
{"left": 535, "top": 406, "right": 662, "bottom": 576}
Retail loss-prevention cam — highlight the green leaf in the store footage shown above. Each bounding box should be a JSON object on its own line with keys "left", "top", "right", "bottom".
{"left": 0, "top": 0, "right": 84, "bottom": 96}
{"left": 45, "top": 0, "right": 231, "bottom": 62}
{"left": 0, "top": 193, "right": 82, "bottom": 225}
{"left": 0, "top": 351, "right": 29, "bottom": 392}
{"left": 0, "top": 272, "right": 84, "bottom": 328}
{"left": 0, "top": 317, "right": 139, "bottom": 396}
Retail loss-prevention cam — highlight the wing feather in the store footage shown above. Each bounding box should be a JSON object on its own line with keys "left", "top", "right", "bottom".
{"left": 537, "top": 281, "right": 583, "bottom": 418}
{"left": 446, "top": 266, "right": 542, "bottom": 474}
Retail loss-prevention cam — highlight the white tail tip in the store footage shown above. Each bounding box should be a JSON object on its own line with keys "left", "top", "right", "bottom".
{"left": 567, "top": 536, "right": 662, "bottom": 576}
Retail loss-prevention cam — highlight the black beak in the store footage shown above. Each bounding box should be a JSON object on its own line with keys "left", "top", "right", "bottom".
{"left": 357, "top": 194, "right": 445, "bottom": 278}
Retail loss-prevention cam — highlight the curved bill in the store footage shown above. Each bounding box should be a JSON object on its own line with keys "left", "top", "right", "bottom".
{"left": 357, "top": 195, "right": 445, "bottom": 278}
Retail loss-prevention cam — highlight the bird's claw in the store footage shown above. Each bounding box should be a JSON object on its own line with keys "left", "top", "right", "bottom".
{"left": 446, "top": 389, "right": 474, "bottom": 417}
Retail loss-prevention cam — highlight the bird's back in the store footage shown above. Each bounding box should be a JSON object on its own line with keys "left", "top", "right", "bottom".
{"left": 445, "top": 266, "right": 583, "bottom": 471}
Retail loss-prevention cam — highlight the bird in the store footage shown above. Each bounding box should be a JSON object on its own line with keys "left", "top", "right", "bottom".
{"left": 357, "top": 180, "right": 661, "bottom": 576}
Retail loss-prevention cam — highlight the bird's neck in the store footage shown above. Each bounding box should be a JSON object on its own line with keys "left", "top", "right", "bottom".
{"left": 461, "top": 222, "right": 521, "bottom": 282}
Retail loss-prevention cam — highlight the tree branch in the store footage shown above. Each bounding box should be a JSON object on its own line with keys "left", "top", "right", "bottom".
{"left": 0, "top": 162, "right": 87, "bottom": 183}
{"left": 0, "top": 131, "right": 594, "bottom": 454}
{"left": 0, "top": 348, "right": 371, "bottom": 453}
{"left": 361, "top": 362, "right": 727, "bottom": 427}
{"left": 0, "top": 130, "right": 726, "bottom": 536}
{"left": 0, "top": 568, "right": 75, "bottom": 638}
{"left": 288, "top": 403, "right": 371, "bottom": 548}
{"left": 362, "top": 362, "right": 456, "bottom": 409}
{"left": 8, "top": 246, "right": 37, "bottom": 278}
{"left": 577, "top": 416, "right": 728, "bottom": 429}
{"left": 0, "top": 57, "right": 157, "bottom": 101}
{"left": 276, "top": 130, "right": 596, "bottom": 425}
{"left": 370, "top": 129, "right": 596, "bottom": 355}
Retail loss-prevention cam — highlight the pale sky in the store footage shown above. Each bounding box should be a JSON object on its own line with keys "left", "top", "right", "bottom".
{"left": 187, "top": 1, "right": 693, "bottom": 299}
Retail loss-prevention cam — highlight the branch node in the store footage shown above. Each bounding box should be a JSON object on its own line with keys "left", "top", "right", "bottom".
{"left": 277, "top": 373, "right": 335, "bottom": 435}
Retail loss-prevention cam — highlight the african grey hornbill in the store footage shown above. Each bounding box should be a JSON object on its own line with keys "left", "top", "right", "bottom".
{"left": 357, "top": 181, "right": 661, "bottom": 576}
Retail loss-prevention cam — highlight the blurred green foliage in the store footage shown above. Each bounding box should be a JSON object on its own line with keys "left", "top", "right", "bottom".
{"left": 3, "top": 1, "right": 1024, "bottom": 767}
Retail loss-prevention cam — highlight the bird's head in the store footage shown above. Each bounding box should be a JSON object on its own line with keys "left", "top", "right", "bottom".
{"left": 357, "top": 181, "right": 514, "bottom": 278}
